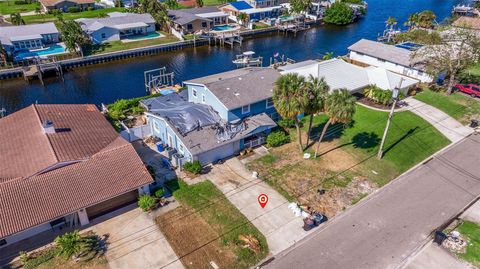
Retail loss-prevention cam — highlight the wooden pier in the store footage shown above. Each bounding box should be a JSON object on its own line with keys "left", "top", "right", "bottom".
{"left": 212, "top": 31, "right": 243, "bottom": 48}
{"left": 22, "top": 59, "right": 63, "bottom": 85}
{"left": 278, "top": 19, "right": 310, "bottom": 36}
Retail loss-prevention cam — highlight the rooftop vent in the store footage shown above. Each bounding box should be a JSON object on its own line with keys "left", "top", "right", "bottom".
{"left": 238, "top": 77, "right": 242, "bottom": 80}
{"left": 261, "top": 76, "right": 264, "bottom": 79}
{"left": 42, "top": 120, "right": 55, "bottom": 134}
{"left": 226, "top": 87, "right": 230, "bottom": 90}
{"left": 234, "top": 92, "right": 240, "bottom": 96}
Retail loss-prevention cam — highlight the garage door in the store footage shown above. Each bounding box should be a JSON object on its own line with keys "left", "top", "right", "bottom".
{"left": 86, "top": 190, "right": 139, "bottom": 220}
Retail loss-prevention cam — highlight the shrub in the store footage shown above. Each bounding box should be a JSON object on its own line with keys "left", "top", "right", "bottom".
{"left": 68, "top": 6, "right": 81, "bottom": 13}
{"left": 266, "top": 131, "right": 290, "bottom": 147}
{"left": 183, "top": 160, "right": 202, "bottom": 174}
{"left": 154, "top": 187, "right": 165, "bottom": 198}
{"left": 363, "top": 85, "right": 405, "bottom": 105}
{"left": 458, "top": 70, "right": 480, "bottom": 84}
{"left": 54, "top": 231, "right": 83, "bottom": 258}
{"left": 14, "top": 0, "right": 29, "bottom": 4}
{"left": 23, "top": 248, "right": 56, "bottom": 269}
{"left": 138, "top": 195, "right": 156, "bottom": 212}
{"left": 87, "top": 6, "right": 95, "bottom": 11}
{"left": 323, "top": 2, "right": 354, "bottom": 25}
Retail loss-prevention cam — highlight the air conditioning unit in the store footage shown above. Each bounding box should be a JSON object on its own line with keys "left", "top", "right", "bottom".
{"left": 171, "top": 153, "right": 184, "bottom": 167}
{"left": 166, "top": 147, "right": 177, "bottom": 158}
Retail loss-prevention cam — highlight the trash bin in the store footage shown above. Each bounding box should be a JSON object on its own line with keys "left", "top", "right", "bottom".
{"left": 156, "top": 142, "right": 164, "bottom": 152}
{"left": 434, "top": 230, "right": 447, "bottom": 245}
{"left": 470, "top": 119, "right": 479, "bottom": 128}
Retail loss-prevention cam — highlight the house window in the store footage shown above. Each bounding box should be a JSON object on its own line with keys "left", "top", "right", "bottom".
{"left": 179, "top": 144, "right": 184, "bottom": 154}
{"left": 187, "top": 24, "right": 193, "bottom": 30}
{"left": 0, "top": 238, "right": 6, "bottom": 246}
{"left": 101, "top": 33, "right": 106, "bottom": 39}
{"left": 202, "top": 94, "right": 206, "bottom": 103}
{"left": 202, "top": 21, "right": 207, "bottom": 28}
{"left": 192, "top": 89, "right": 198, "bottom": 97}
{"left": 242, "top": 105, "right": 250, "bottom": 114}
{"left": 266, "top": 98, "right": 274, "bottom": 108}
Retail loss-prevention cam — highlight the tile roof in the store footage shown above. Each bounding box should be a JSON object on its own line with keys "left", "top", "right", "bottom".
{"left": 168, "top": 10, "right": 211, "bottom": 26}
{"left": 0, "top": 104, "right": 153, "bottom": 238}
{"left": 185, "top": 67, "right": 280, "bottom": 110}
{"left": 348, "top": 39, "right": 413, "bottom": 67}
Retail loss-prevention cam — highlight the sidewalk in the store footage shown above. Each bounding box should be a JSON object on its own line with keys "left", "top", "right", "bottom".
{"left": 405, "top": 98, "right": 473, "bottom": 142}
{"left": 205, "top": 158, "right": 314, "bottom": 256}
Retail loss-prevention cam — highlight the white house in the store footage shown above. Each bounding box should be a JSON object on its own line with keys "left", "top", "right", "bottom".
{"left": 76, "top": 12, "right": 156, "bottom": 44}
{"left": 279, "top": 58, "right": 419, "bottom": 94}
{"left": 348, "top": 39, "right": 433, "bottom": 83}
{"left": 0, "top": 23, "right": 60, "bottom": 57}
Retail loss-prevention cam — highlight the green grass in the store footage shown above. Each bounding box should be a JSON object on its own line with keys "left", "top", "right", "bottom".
{"left": 456, "top": 221, "right": 480, "bottom": 267}
{"left": 14, "top": 7, "right": 125, "bottom": 24}
{"left": 165, "top": 179, "right": 268, "bottom": 268}
{"left": 85, "top": 32, "right": 180, "bottom": 55}
{"left": 414, "top": 89, "right": 480, "bottom": 124}
{"left": 203, "top": 0, "right": 224, "bottom": 6}
{"left": 465, "top": 63, "right": 480, "bottom": 77}
{"left": 0, "top": 1, "right": 39, "bottom": 15}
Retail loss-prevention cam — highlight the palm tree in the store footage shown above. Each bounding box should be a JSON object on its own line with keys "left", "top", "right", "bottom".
{"left": 34, "top": 6, "right": 44, "bottom": 22}
{"left": 404, "top": 13, "right": 418, "bottom": 29}
{"left": 417, "top": 10, "right": 436, "bottom": 29}
{"left": 196, "top": 0, "right": 204, "bottom": 7}
{"left": 273, "top": 73, "right": 307, "bottom": 153}
{"left": 322, "top": 52, "right": 334, "bottom": 60}
{"left": 304, "top": 75, "right": 329, "bottom": 148}
{"left": 314, "top": 89, "right": 356, "bottom": 158}
{"left": 237, "top": 13, "right": 248, "bottom": 26}
{"left": 10, "top": 13, "right": 25, "bottom": 25}
{"left": 386, "top": 16, "right": 397, "bottom": 27}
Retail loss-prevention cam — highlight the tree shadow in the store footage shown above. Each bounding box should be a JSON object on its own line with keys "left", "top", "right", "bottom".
{"left": 306, "top": 121, "right": 353, "bottom": 149}
{"left": 383, "top": 127, "right": 419, "bottom": 156}
{"left": 352, "top": 132, "right": 380, "bottom": 149}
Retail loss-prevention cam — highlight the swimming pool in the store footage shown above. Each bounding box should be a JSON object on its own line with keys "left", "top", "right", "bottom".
{"left": 127, "top": 32, "right": 162, "bottom": 40}
{"left": 14, "top": 45, "right": 66, "bottom": 61}
{"left": 212, "top": 25, "right": 235, "bottom": 31}
{"left": 395, "top": 42, "right": 423, "bottom": 51}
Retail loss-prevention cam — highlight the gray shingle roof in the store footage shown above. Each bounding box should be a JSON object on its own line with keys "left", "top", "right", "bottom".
{"left": 76, "top": 13, "right": 155, "bottom": 32}
{"left": 348, "top": 39, "right": 413, "bottom": 67}
{"left": 0, "top": 23, "right": 58, "bottom": 45}
{"left": 168, "top": 10, "right": 211, "bottom": 26}
{"left": 185, "top": 67, "right": 281, "bottom": 110}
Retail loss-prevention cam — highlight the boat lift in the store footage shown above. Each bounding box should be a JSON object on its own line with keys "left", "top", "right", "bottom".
{"left": 232, "top": 51, "right": 263, "bottom": 68}
{"left": 144, "top": 67, "right": 175, "bottom": 94}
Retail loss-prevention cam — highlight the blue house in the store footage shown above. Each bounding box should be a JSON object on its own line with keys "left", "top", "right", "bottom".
{"left": 220, "top": 1, "right": 282, "bottom": 23}
{"left": 141, "top": 67, "right": 280, "bottom": 166}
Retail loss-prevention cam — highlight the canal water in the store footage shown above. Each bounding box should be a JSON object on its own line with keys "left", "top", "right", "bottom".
{"left": 0, "top": 0, "right": 463, "bottom": 113}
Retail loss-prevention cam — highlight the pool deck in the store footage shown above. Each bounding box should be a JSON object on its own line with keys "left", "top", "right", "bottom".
{"left": 122, "top": 32, "right": 165, "bottom": 43}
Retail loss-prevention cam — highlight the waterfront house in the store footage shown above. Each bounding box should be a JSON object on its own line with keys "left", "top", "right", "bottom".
{"left": 168, "top": 7, "right": 229, "bottom": 35}
{"left": 220, "top": 1, "right": 282, "bottom": 24}
{"left": 39, "top": 0, "right": 96, "bottom": 12}
{"left": 0, "top": 104, "right": 153, "bottom": 250}
{"left": 244, "top": 0, "right": 284, "bottom": 8}
{"left": 0, "top": 23, "right": 60, "bottom": 58}
{"left": 279, "top": 58, "right": 418, "bottom": 94}
{"left": 141, "top": 67, "right": 279, "bottom": 165}
{"left": 76, "top": 12, "right": 156, "bottom": 44}
{"left": 348, "top": 39, "right": 433, "bottom": 83}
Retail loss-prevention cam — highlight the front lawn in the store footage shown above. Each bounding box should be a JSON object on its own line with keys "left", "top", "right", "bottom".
{"left": 84, "top": 32, "right": 180, "bottom": 55}
{"left": 455, "top": 221, "right": 480, "bottom": 267}
{"left": 0, "top": 1, "right": 39, "bottom": 15}
{"left": 249, "top": 105, "right": 449, "bottom": 217}
{"left": 413, "top": 89, "right": 480, "bottom": 124}
{"left": 156, "top": 179, "right": 268, "bottom": 269}
{"left": 14, "top": 7, "right": 125, "bottom": 24}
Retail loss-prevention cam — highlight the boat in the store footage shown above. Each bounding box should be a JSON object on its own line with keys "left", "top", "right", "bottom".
{"left": 232, "top": 51, "right": 263, "bottom": 68}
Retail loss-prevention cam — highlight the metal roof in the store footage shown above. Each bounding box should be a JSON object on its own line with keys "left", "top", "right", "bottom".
{"left": 348, "top": 39, "right": 413, "bottom": 67}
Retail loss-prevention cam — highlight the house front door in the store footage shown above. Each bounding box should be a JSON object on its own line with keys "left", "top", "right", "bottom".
{"left": 168, "top": 134, "right": 174, "bottom": 148}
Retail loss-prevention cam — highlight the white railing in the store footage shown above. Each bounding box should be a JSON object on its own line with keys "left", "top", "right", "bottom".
{"left": 244, "top": 136, "right": 266, "bottom": 149}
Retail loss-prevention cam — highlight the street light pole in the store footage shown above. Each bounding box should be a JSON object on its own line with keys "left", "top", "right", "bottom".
{"left": 377, "top": 78, "right": 404, "bottom": 159}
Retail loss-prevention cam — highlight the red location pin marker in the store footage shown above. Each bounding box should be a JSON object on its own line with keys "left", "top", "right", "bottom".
{"left": 258, "top": 194, "right": 269, "bottom": 208}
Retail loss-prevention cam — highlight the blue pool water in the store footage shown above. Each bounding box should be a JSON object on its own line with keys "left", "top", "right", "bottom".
{"left": 14, "top": 45, "right": 65, "bottom": 61}
{"left": 395, "top": 42, "right": 423, "bottom": 51}
{"left": 128, "top": 32, "right": 161, "bottom": 40}
{"left": 159, "top": 89, "right": 176, "bottom": 95}
{"left": 212, "top": 25, "right": 235, "bottom": 31}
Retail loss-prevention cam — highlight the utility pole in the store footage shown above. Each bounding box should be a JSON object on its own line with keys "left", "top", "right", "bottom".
{"left": 377, "top": 78, "right": 404, "bottom": 159}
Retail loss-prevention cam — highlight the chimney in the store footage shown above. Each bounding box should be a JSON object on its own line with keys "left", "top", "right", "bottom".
{"left": 42, "top": 120, "right": 55, "bottom": 134}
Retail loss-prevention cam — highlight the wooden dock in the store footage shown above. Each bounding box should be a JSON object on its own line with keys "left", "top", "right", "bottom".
{"left": 22, "top": 60, "right": 63, "bottom": 85}
{"left": 212, "top": 31, "right": 243, "bottom": 48}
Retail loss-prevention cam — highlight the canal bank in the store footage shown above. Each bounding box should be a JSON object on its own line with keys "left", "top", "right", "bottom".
{"left": 0, "top": 0, "right": 463, "bottom": 113}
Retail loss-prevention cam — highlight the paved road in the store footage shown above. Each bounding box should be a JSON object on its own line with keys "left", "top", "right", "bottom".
{"left": 263, "top": 133, "right": 480, "bottom": 269}
{"left": 406, "top": 98, "right": 473, "bottom": 142}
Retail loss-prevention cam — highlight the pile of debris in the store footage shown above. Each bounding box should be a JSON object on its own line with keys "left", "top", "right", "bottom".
{"left": 442, "top": 231, "right": 468, "bottom": 253}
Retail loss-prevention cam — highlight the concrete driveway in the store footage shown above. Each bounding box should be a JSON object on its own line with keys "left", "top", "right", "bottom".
{"left": 405, "top": 242, "right": 474, "bottom": 269}
{"left": 205, "top": 158, "right": 315, "bottom": 255}
{"left": 91, "top": 205, "right": 183, "bottom": 269}
{"left": 405, "top": 98, "right": 473, "bottom": 142}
